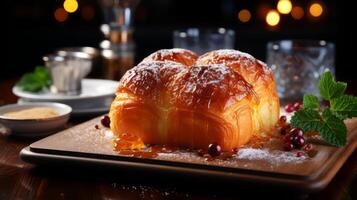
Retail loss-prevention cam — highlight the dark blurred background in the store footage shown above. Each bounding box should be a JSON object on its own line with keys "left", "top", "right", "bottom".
{"left": 5, "top": 0, "right": 355, "bottom": 83}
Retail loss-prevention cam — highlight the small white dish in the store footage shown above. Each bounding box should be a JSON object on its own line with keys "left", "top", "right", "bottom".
{"left": 17, "top": 97, "right": 112, "bottom": 116}
{"left": 0, "top": 102, "right": 72, "bottom": 137}
{"left": 12, "top": 79, "right": 118, "bottom": 101}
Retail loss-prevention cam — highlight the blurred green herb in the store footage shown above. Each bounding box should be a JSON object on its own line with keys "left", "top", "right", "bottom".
{"left": 17, "top": 66, "right": 52, "bottom": 92}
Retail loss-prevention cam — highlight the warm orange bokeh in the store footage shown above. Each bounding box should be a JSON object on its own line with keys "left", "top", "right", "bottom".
{"left": 54, "top": 8, "right": 68, "bottom": 22}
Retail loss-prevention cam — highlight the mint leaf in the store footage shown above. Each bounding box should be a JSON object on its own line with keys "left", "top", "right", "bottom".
{"left": 303, "top": 94, "right": 319, "bottom": 110}
{"left": 34, "top": 66, "right": 51, "bottom": 86}
{"left": 17, "top": 66, "right": 52, "bottom": 92}
{"left": 17, "top": 73, "right": 44, "bottom": 92}
{"left": 291, "top": 109, "right": 322, "bottom": 132}
{"left": 331, "top": 95, "right": 357, "bottom": 120}
{"left": 318, "top": 71, "right": 347, "bottom": 100}
{"left": 291, "top": 71, "right": 355, "bottom": 147}
{"left": 319, "top": 109, "right": 347, "bottom": 147}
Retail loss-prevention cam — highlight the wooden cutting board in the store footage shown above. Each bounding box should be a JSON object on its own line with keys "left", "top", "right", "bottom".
{"left": 20, "top": 116, "right": 357, "bottom": 192}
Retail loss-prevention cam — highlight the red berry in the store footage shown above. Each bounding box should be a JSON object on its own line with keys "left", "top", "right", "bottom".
{"left": 285, "top": 103, "right": 295, "bottom": 113}
{"left": 208, "top": 143, "right": 222, "bottom": 157}
{"left": 296, "top": 151, "right": 304, "bottom": 157}
{"left": 304, "top": 144, "right": 313, "bottom": 152}
{"left": 293, "top": 136, "right": 305, "bottom": 149}
{"left": 293, "top": 102, "right": 302, "bottom": 110}
{"left": 279, "top": 115, "right": 287, "bottom": 123}
{"left": 280, "top": 124, "right": 292, "bottom": 135}
{"left": 278, "top": 115, "right": 287, "bottom": 127}
{"left": 280, "top": 128, "right": 288, "bottom": 135}
{"left": 283, "top": 134, "right": 292, "bottom": 142}
{"left": 284, "top": 142, "right": 294, "bottom": 151}
{"left": 95, "top": 124, "right": 99, "bottom": 129}
{"left": 101, "top": 115, "right": 111, "bottom": 128}
{"left": 231, "top": 148, "right": 239, "bottom": 153}
{"left": 290, "top": 128, "right": 304, "bottom": 137}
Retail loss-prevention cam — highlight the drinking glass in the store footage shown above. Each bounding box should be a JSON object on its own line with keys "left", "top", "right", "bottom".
{"left": 173, "top": 28, "right": 235, "bottom": 55}
{"left": 266, "top": 40, "right": 335, "bottom": 102}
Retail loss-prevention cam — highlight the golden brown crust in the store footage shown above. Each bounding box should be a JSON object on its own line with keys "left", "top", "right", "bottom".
{"left": 197, "top": 49, "right": 273, "bottom": 83}
{"left": 110, "top": 61, "right": 258, "bottom": 150}
{"left": 116, "top": 61, "right": 255, "bottom": 113}
{"left": 116, "top": 61, "right": 187, "bottom": 103}
{"left": 168, "top": 64, "right": 256, "bottom": 112}
{"left": 110, "top": 49, "right": 280, "bottom": 151}
{"left": 140, "top": 48, "right": 198, "bottom": 67}
{"left": 197, "top": 50, "right": 280, "bottom": 133}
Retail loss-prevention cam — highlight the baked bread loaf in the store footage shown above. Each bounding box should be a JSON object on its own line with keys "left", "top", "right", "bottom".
{"left": 109, "top": 49, "right": 279, "bottom": 151}
{"left": 110, "top": 61, "right": 259, "bottom": 150}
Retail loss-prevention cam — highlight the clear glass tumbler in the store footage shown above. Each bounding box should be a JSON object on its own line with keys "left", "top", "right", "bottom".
{"left": 266, "top": 40, "right": 335, "bottom": 102}
{"left": 173, "top": 28, "right": 235, "bottom": 55}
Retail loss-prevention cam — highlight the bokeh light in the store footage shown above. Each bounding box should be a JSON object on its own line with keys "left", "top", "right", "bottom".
{"left": 291, "top": 6, "right": 304, "bottom": 20}
{"left": 266, "top": 10, "right": 280, "bottom": 26}
{"left": 309, "top": 3, "right": 323, "bottom": 17}
{"left": 54, "top": 8, "right": 68, "bottom": 22}
{"left": 63, "top": 0, "right": 78, "bottom": 13}
{"left": 81, "top": 5, "right": 95, "bottom": 21}
{"left": 238, "top": 9, "right": 251, "bottom": 23}
{"left": 277, "top": 0, "right": 292, "bottom": 14}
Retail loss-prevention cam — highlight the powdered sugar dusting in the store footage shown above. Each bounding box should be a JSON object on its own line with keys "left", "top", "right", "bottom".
{"left": 118, "top": 61, "right": 187, "bottom": 98}
{"left": 141, "top": 49, "right": 197, "bottom": 66}
{"left": 170, "top": 64, "right": 255, "bottom": 111}
{"left": 165, "top": 48, "right": 195, "bottom": 54}
{"left": 157, "top": 147, "right": 307, "bottom": 166}
{"left": 214, "top": 49, "right": 255, "bottom": 60}
{"left": 237, "top": 148, "right": 306, "bottom": 163}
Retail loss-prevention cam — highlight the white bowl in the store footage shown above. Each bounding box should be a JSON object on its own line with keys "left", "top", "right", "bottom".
{"left": 0, "top": 102, "right": 72, "bottom": 137}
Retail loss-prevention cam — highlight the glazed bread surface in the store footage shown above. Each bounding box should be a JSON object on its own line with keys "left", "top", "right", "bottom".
{"left": 140, "top": 48, "right": 198, "bottom": 67}
{"left": 110, "top": 61, "right": 259, "bottom": 150}
{"left": 196, "top": 50, "right": 280, "bottom": 133}
{"left": 110, "top": 49, "right": 280, "bottom": 151}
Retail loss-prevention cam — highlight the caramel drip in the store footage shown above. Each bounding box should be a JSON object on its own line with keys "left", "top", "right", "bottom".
{"left": 112, "top": 133, "right": 178, "bottom": 158}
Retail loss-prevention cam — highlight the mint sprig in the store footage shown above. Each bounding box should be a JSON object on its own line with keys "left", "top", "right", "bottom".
{"left": 303, "top": 94, "right": 319, "bottom": 110}
{"left": 318, "top": 71, "right": 347, "bottom": 100}
{"left": 291, "top": 71, "right": 357, "bottom": 147}
{"left": 17, "top": 66, "right": 52, "bottom": 92}
{"left": 331, "top": 95, "right": 357, "bottom": 120}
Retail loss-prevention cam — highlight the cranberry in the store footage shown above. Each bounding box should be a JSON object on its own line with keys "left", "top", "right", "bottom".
{"left": 208, "top": 143, "right": 222, "bottom": 157}
{"left": 285, "top": 103, "right": 295, "bottom": 113}
{"left": 280, "top": 128, "right": 289, "bottom": 135}
{"left": 293, "top": 102, "right": 302, "bottom": 110}
{"left": 292, "top": 136, "right": 305, "bottom": 149}
{"left": 304, "top": 143, "right": 313, "bottom": 152}
{"left": 296, "top": 151, "right": 304, "bottom": 157}
{"left": 283, "top": 134, "right": 292, "bottom": 142}
{"left": 280, "top": 124, "right": 291, "bottom": 135}
{"left": 95, "top": 124, "right": 99, "bottom": 129}
{"left": 290, "top": 128, "right": 304, "bottom": 137}
{"left": 101, "top": 115, "right": 111, "bottom": 128}
{"left": 284, "top": 142, "right": 294, "bottom": 151}
{"left": 278, "top": 115, "right": 287, "bottom": 127}
{"left": 231, "top": 148, "right": 239, "bottom": 153}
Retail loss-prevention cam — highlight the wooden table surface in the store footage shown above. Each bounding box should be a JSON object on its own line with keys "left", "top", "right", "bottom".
{"left": 1, "top": 78, "right": 356, "bottom": 200}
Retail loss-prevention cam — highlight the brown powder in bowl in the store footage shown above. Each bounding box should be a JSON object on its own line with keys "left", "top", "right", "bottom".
{"left": 3, "top": 107, "right": 59, "bottom": 119}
